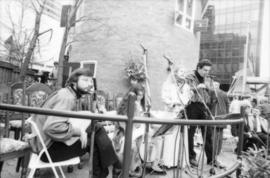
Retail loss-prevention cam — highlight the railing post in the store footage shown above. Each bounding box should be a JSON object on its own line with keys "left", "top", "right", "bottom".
{"left": 176, "top": 125, "right": 184, "bottom": 178}
{"left": 88, "top": 120, "right": 96, "bottom": 178}
{"left": 142, "top": 123, "right": 149, "bottom": 178}
{"left": 236, "top": 121, "right": 244, "bottom": 177}
{"left": 122, "top": 93, "right": 136, "bottom": 178}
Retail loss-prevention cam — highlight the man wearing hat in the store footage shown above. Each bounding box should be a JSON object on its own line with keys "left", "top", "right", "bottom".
{"left": 32, "top": 68, "right": 120, "bottom": 178}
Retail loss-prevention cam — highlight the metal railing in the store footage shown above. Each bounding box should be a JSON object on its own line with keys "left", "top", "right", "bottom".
{"left": 0, "top": 93, "right": 245, "bottom": 178}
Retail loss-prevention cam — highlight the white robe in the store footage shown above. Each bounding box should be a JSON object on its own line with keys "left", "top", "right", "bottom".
{"left": 160, "top": 74, "right": 191, "bottom": 168}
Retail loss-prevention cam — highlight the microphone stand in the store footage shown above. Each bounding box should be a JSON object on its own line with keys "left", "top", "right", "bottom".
{"left": 140, "top": 44, "right": 152, "bottom": 178}
{"left": 89, "top": 77, "right": 97, "bottom": 177}
{"left": 163, "top": 55, "right": 190, "bottom": 178}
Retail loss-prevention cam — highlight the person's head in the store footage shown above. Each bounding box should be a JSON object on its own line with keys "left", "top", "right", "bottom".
{"left": 251, "top": 98, "right": 257, "bottom": 108}
{"left": 173, "top": 67, "right": 185, "bottom": 82}
{"left": 240, "top": 105, "right": 251, "bottom": 117}
{"left": 130, "top": 76, "right": 139, "bottom": 87}
{"left": 137, "top": 90, "right": 144, "bottom": 101}
{"left": 117, "top": 85, "right": 145, "bottom": 115}
{"left": 66, "top": 68, "right": 94, "bottom": 95}
{"left": 129, "top": 85, "right": 145, "bottom": 104}
{"left": 196, "top": 59, "right": 212, "bottom": 78}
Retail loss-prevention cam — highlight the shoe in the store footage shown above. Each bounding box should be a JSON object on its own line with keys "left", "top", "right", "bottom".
{"left": 207, "top": 160, "right": 225, "bottom": 169}
{"left": 112, "top": 168, "right": 122, "bottom": 178}
{"left": 129, "top": 166, "right": 143, "bottom": 178}
{"left": 189, "top": 159, "right": 198, "bottom": 167}
{"left": 150, "top": 164, "right": 166, "bottom": 175}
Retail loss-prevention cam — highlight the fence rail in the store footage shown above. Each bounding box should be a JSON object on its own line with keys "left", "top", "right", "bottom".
{"left": 0, "top": 93, "right": 245, "bottom": 178}
{"left": 0, "top": 103, "right": 244, "bottom": 126}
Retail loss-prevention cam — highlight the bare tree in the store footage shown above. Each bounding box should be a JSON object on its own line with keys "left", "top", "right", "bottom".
{"left": 56, "top": 0, "right": 112, "bottom": 88}
{"left": 56, "top": 0, "right": 84, "bottom": 89}
{"left": 0, "top": 0, "right": 53, "bottom": 82}
{"left": 20, "top": 0, "right": 53, "bottom": 81}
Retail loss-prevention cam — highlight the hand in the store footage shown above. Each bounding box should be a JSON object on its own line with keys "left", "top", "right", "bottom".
{"left": 80, "top": 130, "right": 88, "bottom": 149}
{"left": 177, "top": 109, "right": 185, "bottom": 119}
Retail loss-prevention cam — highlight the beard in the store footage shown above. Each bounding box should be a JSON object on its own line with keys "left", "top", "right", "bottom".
{"left": 70, "top": 84, "right": 90, "bottom": 98}
{"left": 76, "top": 86, "right": 91, "bottom": 95}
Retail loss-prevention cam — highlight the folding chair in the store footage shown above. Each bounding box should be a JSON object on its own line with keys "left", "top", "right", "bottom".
{"left": 26, "top": 118, "right": 80, "bottom": 178}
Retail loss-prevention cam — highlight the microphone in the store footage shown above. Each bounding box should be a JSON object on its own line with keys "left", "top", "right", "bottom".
{"left": 163, "top": 55, "right": 173, "bottom": 65}
{"left": 140, "top": 43, "right": 147, "bottom": 52}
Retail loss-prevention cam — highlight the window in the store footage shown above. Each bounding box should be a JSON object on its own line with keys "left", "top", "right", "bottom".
{"left": 174, "top": 0, "right": 195, "bottom": 31}
{"left": 80, "top": 60, "right": 97, "bottom": 78}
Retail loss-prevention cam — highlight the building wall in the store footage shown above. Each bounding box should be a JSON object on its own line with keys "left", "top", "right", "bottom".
{"left": 70, "top": 0, "right": 202, "bottom": 109}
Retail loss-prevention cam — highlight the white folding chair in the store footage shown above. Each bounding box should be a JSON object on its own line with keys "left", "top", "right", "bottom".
{"left": 26, "top": 118, "right": 80, "bottom": 178}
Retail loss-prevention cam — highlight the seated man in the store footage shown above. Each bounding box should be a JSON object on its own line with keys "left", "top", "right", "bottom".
{"left": 32, "top": 68, "right": 120, "bottom": 178}
{"left": 232, "top": 105, "right": 266, "bottom": 152}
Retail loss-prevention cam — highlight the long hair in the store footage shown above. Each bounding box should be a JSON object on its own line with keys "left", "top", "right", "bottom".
{"left": 117, "top": 85, "right": 145, "bottom": 115}
{"left": 240, "top": 105, "right": 250, "bottom": 120}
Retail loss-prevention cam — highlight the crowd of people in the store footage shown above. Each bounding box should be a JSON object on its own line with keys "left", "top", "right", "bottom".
{"left": 30, "top": 59, "right": 270, "bottom": 178}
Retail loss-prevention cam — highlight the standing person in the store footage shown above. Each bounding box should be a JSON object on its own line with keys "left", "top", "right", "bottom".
{"left": 210, "top": 81, "right": 230, "bottom": 155}
{"left": 185, "top": 59, "right": 222, "bottom": 167}
{"left": 32, "top": 68, "right": 120, "bottom": 178}
{"left": 160, "top": 67, "right": 192, "bottom": 168}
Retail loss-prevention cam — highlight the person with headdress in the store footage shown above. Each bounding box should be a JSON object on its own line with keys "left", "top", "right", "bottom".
{"left": 161, "top": 67, "right": 192, "bottom": 113}
{"left": 32, "top": 68, "right": 121, "bottom": 178}
{"left": 114, "top": 84, "right": 165, "bottom": 176}
{"left": 114, "top": 85, "right": 146, "bottom": 177}
{"left": 159, "top": 67, "right": 191, "bottom": 168}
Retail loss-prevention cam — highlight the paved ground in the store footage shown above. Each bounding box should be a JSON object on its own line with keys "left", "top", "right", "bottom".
{"left": 2, "top": 146, "right": 238, "bottom": 178}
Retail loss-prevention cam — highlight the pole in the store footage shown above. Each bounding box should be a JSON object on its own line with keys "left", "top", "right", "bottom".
{"left": 140, "top": 44, "right": 152, "bottom": 178}
{"left": 88, "top": 121, "right": 96, "bottom": 178}
{"left": 56, "top": 23, "right": 69, "bottom": 89}
{"left": 122, "top": 93, "right": 136, "bottom": 178}
{"left": 242, "top": 22, "right": 251, "bottom": 94}
{"left": 236, "top": 121, "right": 244, "bottom": 177}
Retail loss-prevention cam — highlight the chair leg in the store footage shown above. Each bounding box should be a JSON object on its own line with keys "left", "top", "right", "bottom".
{"left": 16, "top": 158, "right": 22, "bottom": 172}
{"left": 14, "top": 128, "right": 21, "bottom": 140}
{"left": 27, "top": 168, "right": 36, "bottom": 178}
{"left": 0, "top": 161, "right": 3, "bottom": 178}
{"left": 51, "top": 166, "right": 60, "bottom": 178}
{"left": 59, "top": 166, "right": 65, "bottom": 178}
{"left": 20, "top": 152, "right": 31, "bottom": 178}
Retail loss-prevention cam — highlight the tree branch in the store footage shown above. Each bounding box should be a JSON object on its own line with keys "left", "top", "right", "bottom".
{"left": 20, "top": 0, "right": 46, "bottom": 80}
{"left": 38, "top": 28, "right": 53, "bottom": 38}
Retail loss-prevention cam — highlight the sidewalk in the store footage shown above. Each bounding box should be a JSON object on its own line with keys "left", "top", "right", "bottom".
{"left": 1, "top": 148, "right": 238, "bottom": 178}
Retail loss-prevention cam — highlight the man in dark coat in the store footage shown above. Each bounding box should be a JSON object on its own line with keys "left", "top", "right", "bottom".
{"left": 185, "top": 59, "right": 223, "bottom": 168}
{"left": 33, "top": 68, "right": 120, "bottom": 178}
